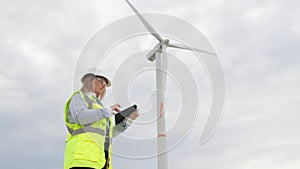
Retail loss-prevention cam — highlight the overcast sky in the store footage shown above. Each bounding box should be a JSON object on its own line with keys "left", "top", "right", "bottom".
{"left": 0, "top": 0, "right": 299, "bottom": 169}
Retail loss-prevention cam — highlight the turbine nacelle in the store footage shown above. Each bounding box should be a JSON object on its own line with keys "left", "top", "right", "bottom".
{"left": 147, "top": 39, "right": 170, "bottom": 61}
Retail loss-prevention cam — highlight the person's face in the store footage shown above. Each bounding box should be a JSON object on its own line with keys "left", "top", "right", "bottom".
{"left": 94, "top": 77, "right": 107, "bottom": 97}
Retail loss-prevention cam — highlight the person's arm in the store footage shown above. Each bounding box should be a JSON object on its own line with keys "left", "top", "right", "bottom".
{"left": 68, "top": 93, "right": 111, "bottom": 125}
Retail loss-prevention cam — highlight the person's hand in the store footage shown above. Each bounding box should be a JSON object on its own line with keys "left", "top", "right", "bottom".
{"left": 110, "top": 104, "right": 121, "bottom": 113}
{"left": 128, "top": 109, "right": 139, "bottom": 120}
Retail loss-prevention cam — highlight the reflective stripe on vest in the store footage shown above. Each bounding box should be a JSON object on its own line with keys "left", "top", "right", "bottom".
{"left": 67, "top": 125, "right": 105, "bottom": 136}
{"left": 82, "top": 93, "right": 93, "bottom": 109}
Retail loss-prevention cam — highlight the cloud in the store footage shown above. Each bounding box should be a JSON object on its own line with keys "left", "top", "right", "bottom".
{"left": 0, "top": 0, "right": 299, "bottom": 169}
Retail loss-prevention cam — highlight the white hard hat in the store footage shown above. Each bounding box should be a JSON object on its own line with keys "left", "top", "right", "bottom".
{"left": 81, "top": 68, "right": 111, "bottom": 87}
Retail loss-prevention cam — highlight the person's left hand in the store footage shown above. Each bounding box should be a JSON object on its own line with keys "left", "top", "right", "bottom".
{"left": 128, "top": 109, "right": 139, "bottom": 120}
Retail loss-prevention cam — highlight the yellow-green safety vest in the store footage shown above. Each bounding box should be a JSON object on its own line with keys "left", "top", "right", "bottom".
{"left": 64, "top": 91, "right": 113, "bottom": 169}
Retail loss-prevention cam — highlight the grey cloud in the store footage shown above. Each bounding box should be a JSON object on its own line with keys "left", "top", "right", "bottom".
{"left": 0, "top": 0, "right": 299, "bottom": 169}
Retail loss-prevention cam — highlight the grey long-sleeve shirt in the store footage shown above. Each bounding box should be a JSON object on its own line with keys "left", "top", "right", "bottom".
{"left": 67, "top": 92, "right": 129, "bottom": 137}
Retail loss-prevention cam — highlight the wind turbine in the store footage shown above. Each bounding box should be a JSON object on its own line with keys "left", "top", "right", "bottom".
{"left": 124, "top": 1, "right": 217, "bottom": 169}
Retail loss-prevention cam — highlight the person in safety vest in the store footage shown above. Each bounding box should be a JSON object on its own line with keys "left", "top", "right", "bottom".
{"left": 64, "top": 71, "right": 139, "bottom": 169}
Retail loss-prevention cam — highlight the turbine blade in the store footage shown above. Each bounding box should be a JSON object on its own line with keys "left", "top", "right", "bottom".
{"left": 168, "top": 43, "right": 217, "bottom": 56}
{"left": 125, "top": 0, "right": 163, "bottom": 42}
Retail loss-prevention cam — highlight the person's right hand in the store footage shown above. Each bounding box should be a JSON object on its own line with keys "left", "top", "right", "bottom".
{"left": 110, "top": 104, "right": 121, "bottom": 113}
